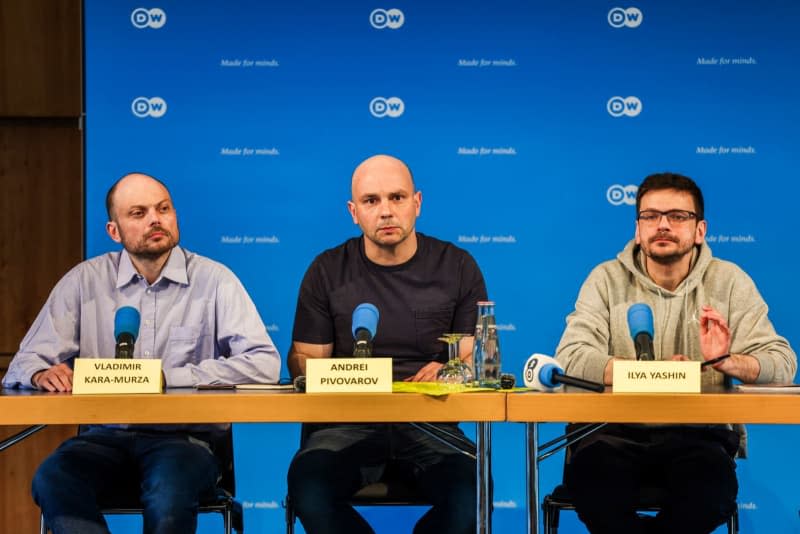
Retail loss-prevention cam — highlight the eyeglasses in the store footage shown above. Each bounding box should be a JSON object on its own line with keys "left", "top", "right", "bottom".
{"left": 637, "top": 209, "right": 697, "bottom": 224}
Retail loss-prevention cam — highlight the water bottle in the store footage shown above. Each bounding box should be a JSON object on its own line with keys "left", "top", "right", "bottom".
{"left": 472, "top": 301, "right": 501, "bottom": 386}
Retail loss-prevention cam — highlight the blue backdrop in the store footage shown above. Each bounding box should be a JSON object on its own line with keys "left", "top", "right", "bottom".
{"left": 84, "top": 2, "right": 800, "bottom": 532}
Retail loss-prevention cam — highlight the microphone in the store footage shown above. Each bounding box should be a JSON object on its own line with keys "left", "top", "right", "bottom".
{"left": 352, "top": 303, "right": 379, "bottom": 357}
{"left": 523, "top": 353, "right": 605, "bottom": 393}
{"left": 627, "top": 303, "right": 655, "bottom": 361}
{"left": 114, "top": 306, "right": 140, "bottom": 359}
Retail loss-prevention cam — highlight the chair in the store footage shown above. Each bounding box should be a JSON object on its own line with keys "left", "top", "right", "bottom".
{"left": 541, "top": 425, "right": 739, "bottom": 534}
{"left": 284, "top": 460, "right": 432, "bottom": 534}
{"left": 542, "top": 483, "right": 739, "bottom": 534}
{"left": 284, "top": 424, "right": 440, "bottom": 534}
{"left": 40, "top": 428, "right": 243, "bottom": 534}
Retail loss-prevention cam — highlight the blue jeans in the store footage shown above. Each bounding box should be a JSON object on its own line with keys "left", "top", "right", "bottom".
{"left": 33, "top": 427, "right": 219, "bottom": 534}
{"left": 287, "top": 423, "right": 477, "bottom": 534}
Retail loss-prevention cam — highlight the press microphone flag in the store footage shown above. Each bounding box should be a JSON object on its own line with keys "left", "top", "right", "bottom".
{"left": 627, "top": 303, "right": 655, "bottom": 361}
{"left": 114, "top": 306, "right": 140, "bottom": 359}
{"left": 352, "top": 303, "right": 379, "bottom": 357}
{"left": 523, "top": 353, "right": 605, "bottom": 392}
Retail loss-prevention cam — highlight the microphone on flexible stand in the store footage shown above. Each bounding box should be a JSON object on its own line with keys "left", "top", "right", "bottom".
{"left": 114, "top": 307, "right": 140, "bottom": 359}
{"left": 352, "top": 303, "right": 379, "bottom": 357}
{"left": 523, "top": 353, "right": 605, "bottom": 392}
{"left": 627, "top": 303, "right": 655, "bottom": 361}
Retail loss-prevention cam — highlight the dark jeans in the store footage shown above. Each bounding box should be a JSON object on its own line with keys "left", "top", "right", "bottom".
{"left": 33, "top": 427, "right": 219, "bottom": 534}
{"left": 564, "top": 424, "right": 739, "bottom": 534}
{"left": 287, "top": 423, "right": 477, "bottom": 534}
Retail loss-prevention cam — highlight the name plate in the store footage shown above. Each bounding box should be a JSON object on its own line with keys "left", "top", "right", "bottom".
{"left": 613, "top": 360, "right": 701, "bottom": 393}
{"left": 73, "top": 358, "right": 163, "bottom": 394}
{"left": 306, "top": 358, "right": 392, "bottom": 393}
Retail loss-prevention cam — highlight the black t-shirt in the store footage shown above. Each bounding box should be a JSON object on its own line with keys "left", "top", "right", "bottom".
{"left": 292, "top": 233, "right": 488, "bottom": 380}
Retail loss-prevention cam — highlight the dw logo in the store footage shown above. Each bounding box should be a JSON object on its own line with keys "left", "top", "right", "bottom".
{"left": 608, "top": 7, "right": 643, "bottom": 28}
{"left": 131, "top": 97, "right": 167, "bottom": 118}
{"left": 370, "top": 97, "right": 404, "bottom": 118}
{"left": 131, "top": 8, "right": 167, "bottom": 29}
{"left": 370, "top": 8, "right": 404, "bottom": 29}
{"left": 607, "top": 96, "right": 642, "bottom": 117}
{"left": 607, "top": 184, "right": 638, "bottom": 206}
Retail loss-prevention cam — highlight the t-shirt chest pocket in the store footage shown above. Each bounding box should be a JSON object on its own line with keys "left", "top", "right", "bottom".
{"left": 414, "top": 307, "right": 455, "bottom": 357}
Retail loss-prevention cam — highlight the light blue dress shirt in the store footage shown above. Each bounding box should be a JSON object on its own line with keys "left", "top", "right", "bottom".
{"left": 3, "top": 247, "right": 280, "bottom": 389}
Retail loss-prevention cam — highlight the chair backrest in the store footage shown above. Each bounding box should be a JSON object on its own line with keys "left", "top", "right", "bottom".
{"left": 284, "top": 424, "right": 431, "bottom": 533}
{"left": 210, "top": 427, "right": 236, "bottom": 497}
{"left": 297, "top": 423, "right": 426, "bottom": 504}
{"left": 349, "top": 458, "right": 429, "bottom": 505}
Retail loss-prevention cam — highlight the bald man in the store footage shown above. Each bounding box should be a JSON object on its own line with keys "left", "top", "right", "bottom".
{"left": 287, "top": 155, "right": 487, "bottom": 534}
{"left": 3, "top": 173, "right": 280, "bottom": 534}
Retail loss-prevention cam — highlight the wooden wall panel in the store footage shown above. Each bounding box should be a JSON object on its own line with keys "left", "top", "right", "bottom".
{"left": 0, "top": 424, "right": 77, "bottom": 533}
{"left": 0, "top": 121, "right": 83, "bottom": 355}
{"left": 0, "top": 0, "right": 83, "bottom": 529}
{"left": 0, "top": 0, "right": 82, "bottom": 117}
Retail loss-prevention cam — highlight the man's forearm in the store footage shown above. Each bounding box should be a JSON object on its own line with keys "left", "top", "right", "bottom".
{"left": 287, "top": 353, "right": 308, "bottom": 378}
{"left": 288, "top": 341, "right": 334, "bottom": 378}
{"left": 718, "top": 353, "right": 761, "bottom": 383}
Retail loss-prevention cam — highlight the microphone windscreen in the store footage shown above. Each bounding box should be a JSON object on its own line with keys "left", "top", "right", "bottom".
{"left": 351, "top": 303, "right": 379, "bottom": 338}
{"left": 114, "top": 306, "right": 141, "bottom": 342}
{"left": 523, "top": 353, "right": 563, "bottom": 390}
{"left": 627, "top": 303, "right": 654, "bottom": 339}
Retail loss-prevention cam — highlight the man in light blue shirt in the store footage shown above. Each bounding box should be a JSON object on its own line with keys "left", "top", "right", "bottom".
{"left": 3, "top": 172, "right": 280, "bottom": 534}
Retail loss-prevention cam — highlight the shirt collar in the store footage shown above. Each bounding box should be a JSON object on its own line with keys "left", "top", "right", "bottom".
{"left": 116, "top": 251, "right": 139, "bottom": 288}
{"left": 116, "top": 247, "right": 188, "bottom": 288}
{"left": 160, "top": 247, "right": 189, "bottom": 285}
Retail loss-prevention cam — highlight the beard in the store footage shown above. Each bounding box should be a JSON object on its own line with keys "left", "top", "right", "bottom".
{"left": 642, "top": 232, "right": 694, "bottom": 265}
{"left": 121, "top": 226, "right": 179, "bottom": 260}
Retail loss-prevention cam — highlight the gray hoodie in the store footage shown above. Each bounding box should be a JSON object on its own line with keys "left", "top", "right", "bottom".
{"left": 556, "top": 239, "right": 796, "bottom": 386}
{"left": 556, "top": 240, "right": 797, "bottom": 454}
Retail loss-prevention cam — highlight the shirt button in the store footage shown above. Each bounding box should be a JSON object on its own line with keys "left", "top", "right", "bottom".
{"left": 144, "top": 351, "right": 151, "bottom": 357}
{"left": 145, "top": 320, "right": 152, "bottom": 326}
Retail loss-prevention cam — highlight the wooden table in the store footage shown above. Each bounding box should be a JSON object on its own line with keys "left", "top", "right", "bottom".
{"left": 0, "top": 388, "right": 506, "bottom": 534}
{"left": 506, "top": 388, "right": 800, "bottom": 534}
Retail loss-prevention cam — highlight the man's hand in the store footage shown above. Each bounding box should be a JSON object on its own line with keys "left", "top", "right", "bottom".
{"left": 698, "top": 306, "right": 762, "bottom": 380}
{"left": 406, "top": 361, "right": 444, "bottom": 382}
{"left": 32, "top": 363, "right": 73, "bottom": 392}
{"left": 699, "top": 305, "right": 731, "bottom": 361}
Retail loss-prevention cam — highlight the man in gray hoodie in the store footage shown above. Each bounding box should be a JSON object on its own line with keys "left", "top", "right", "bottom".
{"left": 555, "top": 172, "right": 796, "bottom": 534}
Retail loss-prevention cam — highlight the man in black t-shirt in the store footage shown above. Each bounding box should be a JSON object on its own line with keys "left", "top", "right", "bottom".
{"left": 287, "top": 154, "right": 487, "bottom": 534}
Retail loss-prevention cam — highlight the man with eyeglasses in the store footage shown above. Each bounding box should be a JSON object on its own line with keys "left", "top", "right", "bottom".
{"left": 555, "top": 172, "right": 796, "bottom": 534}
